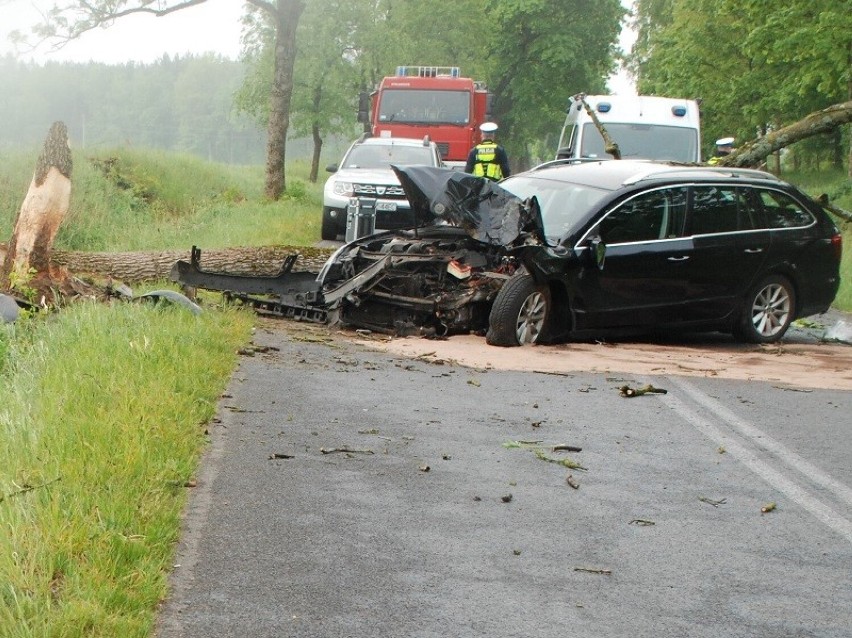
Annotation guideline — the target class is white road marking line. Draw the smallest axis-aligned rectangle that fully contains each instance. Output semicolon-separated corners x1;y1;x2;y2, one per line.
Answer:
659;387;852;545
669;376;852;507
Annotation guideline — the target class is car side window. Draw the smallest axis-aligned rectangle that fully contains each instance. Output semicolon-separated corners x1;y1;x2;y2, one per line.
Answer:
596;187;687;244
689;186;760;235
756;189;815;228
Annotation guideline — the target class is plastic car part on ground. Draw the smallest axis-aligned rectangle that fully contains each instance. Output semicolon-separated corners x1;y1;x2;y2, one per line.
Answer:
825;319;852;344
0;293;20;323
136;289;203;315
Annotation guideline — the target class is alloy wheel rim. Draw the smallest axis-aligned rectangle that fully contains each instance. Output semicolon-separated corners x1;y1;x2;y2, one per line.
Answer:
750;283;791;337
516;291;546;344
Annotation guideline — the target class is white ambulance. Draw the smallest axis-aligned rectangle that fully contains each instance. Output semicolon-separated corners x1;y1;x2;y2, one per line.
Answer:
555;94;702;163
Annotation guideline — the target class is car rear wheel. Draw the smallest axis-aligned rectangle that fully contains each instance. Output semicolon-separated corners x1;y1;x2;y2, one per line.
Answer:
321;208;340;241
486;273;550;347
734;274;796;343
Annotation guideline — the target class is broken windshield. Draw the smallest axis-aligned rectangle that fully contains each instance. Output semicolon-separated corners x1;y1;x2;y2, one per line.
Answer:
500;175;608;241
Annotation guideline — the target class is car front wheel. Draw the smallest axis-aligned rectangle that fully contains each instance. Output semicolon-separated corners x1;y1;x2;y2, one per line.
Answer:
486;273;550;347
735;274;796;343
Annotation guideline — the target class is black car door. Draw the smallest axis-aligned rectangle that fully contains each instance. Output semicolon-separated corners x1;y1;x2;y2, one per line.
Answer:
677;185;770;322
572;186;694;329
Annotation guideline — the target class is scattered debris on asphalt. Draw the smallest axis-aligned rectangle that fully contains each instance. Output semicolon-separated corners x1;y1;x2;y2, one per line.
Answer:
320;447;374;455
566;474;580;489
574;567;612;575
698;496;727;507
619;384;668;397
269;453;294;460
553;444;583;453
761;501;777;514
629;519;656;526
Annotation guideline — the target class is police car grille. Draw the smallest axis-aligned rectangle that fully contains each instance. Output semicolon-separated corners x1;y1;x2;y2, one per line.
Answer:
353;184;406;198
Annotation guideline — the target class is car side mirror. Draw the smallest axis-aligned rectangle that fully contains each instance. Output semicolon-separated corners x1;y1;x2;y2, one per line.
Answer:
590;236;606;270
326;164;338;173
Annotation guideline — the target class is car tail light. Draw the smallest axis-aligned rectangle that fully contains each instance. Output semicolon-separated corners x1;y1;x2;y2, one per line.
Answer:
831;233;842;261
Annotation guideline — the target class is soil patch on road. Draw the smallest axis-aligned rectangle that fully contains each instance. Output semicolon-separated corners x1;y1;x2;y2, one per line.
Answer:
360;333;852;391
280;311;852;390
262;312;852;391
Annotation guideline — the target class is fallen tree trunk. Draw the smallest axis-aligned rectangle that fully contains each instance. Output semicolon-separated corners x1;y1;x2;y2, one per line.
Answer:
718;101;852;168
48;245;336;284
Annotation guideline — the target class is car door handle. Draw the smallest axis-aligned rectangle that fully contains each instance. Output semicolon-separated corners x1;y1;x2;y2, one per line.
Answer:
667;256;690;261
744;248;764;254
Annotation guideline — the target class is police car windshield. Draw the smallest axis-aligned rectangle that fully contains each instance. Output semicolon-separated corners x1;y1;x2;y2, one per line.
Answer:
501;175;608;241
343;143;435;169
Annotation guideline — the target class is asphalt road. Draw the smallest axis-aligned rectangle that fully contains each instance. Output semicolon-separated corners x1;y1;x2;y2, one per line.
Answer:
156;320;852;638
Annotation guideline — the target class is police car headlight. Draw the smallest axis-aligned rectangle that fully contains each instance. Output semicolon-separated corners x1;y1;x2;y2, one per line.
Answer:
332;181;354;196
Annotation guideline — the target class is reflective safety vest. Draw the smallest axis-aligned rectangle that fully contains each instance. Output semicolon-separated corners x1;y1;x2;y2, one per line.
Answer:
471;141;504;181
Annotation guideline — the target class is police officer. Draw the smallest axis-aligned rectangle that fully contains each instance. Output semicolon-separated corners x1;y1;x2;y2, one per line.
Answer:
708;136;735;165
465;122;510;181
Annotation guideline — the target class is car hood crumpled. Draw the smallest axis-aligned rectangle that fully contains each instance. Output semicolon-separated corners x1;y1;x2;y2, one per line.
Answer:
391;165;546;247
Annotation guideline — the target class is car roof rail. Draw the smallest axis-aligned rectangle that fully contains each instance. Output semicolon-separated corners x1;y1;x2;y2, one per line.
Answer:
622;164;784;186
530;157;607;172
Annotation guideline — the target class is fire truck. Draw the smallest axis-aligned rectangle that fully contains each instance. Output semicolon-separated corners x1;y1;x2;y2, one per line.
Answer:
358;66;493;168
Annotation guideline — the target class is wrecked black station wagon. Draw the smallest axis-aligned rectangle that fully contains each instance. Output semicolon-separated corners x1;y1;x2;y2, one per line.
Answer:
172;161;842;346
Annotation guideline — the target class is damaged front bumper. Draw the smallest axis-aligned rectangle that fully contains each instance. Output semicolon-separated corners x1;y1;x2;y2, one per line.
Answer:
170;167;546;335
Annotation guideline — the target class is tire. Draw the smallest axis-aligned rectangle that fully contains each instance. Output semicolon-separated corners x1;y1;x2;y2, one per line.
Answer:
734;274;796;343
486;273;550;347
321;208;339;241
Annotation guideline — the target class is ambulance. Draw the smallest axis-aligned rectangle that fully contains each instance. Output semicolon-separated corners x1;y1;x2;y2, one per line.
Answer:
555;94;702;163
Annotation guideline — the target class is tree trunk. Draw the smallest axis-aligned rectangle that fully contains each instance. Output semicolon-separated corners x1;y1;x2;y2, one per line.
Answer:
260;0;305;200
717;101;852;168
310;122;322;184
1;122;72;291
49;245;335;284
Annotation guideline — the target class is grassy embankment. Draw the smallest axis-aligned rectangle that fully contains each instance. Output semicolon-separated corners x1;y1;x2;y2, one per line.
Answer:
0;147;850;636
0;147;319;636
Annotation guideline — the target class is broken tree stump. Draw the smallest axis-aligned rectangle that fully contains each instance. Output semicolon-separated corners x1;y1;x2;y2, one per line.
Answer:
1;121;73;293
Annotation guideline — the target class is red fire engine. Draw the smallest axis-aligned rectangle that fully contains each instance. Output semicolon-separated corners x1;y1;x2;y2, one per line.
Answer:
358;66;493;168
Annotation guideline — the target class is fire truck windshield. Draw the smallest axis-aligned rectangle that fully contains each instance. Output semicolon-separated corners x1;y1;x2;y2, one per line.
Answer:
378;89;470;125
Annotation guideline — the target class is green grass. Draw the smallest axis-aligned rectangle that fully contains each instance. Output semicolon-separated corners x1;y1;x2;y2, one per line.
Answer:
0;300;254;636
785;169;852;311
1;147;324;251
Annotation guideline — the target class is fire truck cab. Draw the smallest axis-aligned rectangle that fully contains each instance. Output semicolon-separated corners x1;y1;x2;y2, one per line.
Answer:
359;66;492;168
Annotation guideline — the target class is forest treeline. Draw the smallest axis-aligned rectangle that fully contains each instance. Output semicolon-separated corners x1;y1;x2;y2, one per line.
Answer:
2;0;850;175
0;53;271;164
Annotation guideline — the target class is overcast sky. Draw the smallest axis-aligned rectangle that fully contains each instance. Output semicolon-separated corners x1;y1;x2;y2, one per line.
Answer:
0;0;245;64
0;0;635;92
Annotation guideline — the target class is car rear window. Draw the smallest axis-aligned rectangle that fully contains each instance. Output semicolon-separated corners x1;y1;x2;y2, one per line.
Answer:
756;189;815;229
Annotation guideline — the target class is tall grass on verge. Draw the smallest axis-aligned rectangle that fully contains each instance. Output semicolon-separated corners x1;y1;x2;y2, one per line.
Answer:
0;300;253;636
791;169;852;311
0;148;323;252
